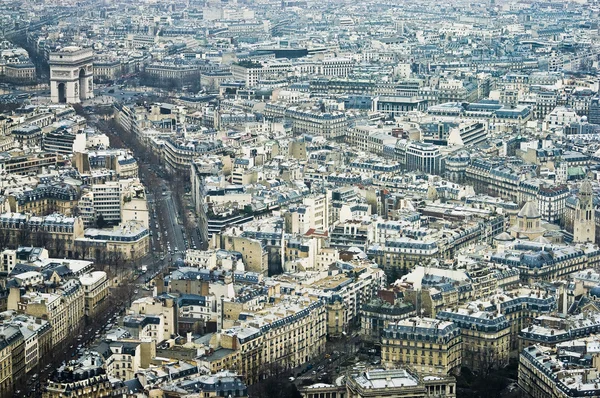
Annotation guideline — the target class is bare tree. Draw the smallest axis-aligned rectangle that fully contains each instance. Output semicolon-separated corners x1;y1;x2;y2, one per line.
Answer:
53;236;66;258
0;229;10;251
16;228;31;247
34;231;51;248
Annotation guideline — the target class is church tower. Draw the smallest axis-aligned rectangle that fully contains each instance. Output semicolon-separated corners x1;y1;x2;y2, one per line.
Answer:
573;180;595;243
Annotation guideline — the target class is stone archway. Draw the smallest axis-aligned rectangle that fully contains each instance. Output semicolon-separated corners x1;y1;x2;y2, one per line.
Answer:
79;68;87;101
57;83;66;103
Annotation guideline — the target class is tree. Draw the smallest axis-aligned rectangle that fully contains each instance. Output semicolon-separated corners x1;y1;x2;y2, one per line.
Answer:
248;373;302;398
53;237;66;258
386;266;400;285
34;231;50;247
0;229;10;251
96;213;107;229
16;228;31;247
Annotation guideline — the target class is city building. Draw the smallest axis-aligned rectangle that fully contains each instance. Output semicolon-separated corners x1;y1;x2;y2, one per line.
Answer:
381;317;462;376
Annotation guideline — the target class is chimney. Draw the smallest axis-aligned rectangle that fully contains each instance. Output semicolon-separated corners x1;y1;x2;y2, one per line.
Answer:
187;332;192;344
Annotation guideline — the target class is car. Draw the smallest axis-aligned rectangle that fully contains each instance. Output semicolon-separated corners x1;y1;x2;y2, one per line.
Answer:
312;371;317;375
288;377;295;382
134;290;139;294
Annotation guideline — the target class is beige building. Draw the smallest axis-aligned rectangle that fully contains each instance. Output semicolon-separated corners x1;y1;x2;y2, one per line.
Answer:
6;314;52;374
102;341;142;380
0;213;85;258
18;280;84;347
436;308;511;371
360;298;415;344
75;220;150;261
0;152;59;176
3;63;36;82
381;318;462;376
213;298;326;384
129;297;177;340
0;333;11;398
300;368;456;398
0;325;24;398
121;185;149;229
79;271;109;317
519;341;600;398
219;235;268;276
44;352;124;398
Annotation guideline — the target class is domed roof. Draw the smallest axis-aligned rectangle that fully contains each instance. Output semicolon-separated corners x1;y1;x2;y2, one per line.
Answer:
494;232;514;241
590;285;600;298
518;200;541;219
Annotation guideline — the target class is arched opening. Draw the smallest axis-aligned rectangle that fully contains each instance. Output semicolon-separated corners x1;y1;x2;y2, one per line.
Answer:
57;82;66;103
79;68;87;101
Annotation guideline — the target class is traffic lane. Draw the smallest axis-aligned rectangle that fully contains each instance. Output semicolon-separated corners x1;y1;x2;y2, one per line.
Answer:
164;192;186;253
155;192;183;255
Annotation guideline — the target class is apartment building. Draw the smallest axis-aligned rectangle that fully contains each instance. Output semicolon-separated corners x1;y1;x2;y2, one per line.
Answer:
11;184;80;217
436;308;510;370
145;63;200;82
0;213;84;257
3;63;36;82
76;221;150;261
519;342;600;398
465;159;531;202
19;281;84;347
91;181;122;224
129;297;177;341
287;108;348;139
518;312;600;351
372;96;428;116
79;271;109;317
0;325;24;398
214;298;326;384
5;315;52;374
381;317;462;376
44;352;123;398
100;341;142;380
11;125;43;146
0;152;59;176
163;137;225;175
360;298;415;343
489;242;595;285
308;265;386;335
231;60;292;87
447;121;487;147
0;334;10;398
41;129;86;155
346;368;456;398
